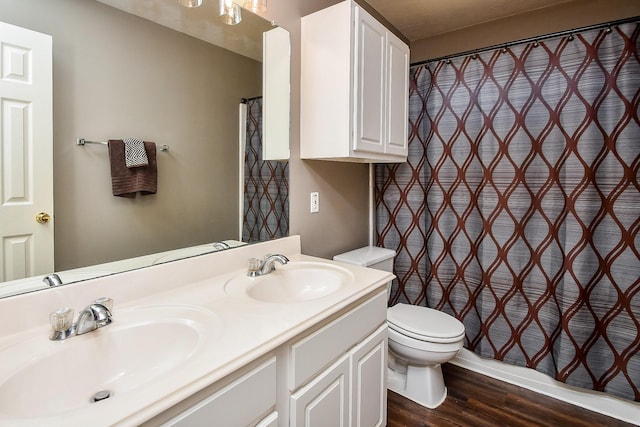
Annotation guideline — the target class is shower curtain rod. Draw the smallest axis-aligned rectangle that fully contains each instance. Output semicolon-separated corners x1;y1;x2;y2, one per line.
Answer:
411;15;639;66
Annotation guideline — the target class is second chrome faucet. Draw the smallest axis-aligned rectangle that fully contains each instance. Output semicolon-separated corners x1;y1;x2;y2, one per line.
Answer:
247;254;290;277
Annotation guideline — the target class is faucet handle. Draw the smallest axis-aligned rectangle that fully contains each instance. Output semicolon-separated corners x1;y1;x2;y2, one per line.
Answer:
247;258;262;277
50;307;74;332
94;297;113;311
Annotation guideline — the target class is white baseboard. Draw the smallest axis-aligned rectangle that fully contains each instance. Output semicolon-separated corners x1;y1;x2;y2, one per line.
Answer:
450;348;639;425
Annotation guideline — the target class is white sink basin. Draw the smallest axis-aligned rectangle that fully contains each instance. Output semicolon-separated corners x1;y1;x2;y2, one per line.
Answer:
225;261;354;303
0;305;221;422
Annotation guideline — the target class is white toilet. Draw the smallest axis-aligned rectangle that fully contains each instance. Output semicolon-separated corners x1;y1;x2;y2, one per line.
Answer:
334;246;465;409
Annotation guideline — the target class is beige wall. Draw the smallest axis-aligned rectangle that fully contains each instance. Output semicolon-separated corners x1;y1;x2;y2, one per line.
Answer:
0;0;262;270
411;0;640;62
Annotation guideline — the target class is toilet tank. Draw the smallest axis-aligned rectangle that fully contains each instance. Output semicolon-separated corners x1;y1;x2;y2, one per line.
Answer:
333;246;396;272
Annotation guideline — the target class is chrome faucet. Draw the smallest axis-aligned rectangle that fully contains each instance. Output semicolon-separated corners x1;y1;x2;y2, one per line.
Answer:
76;300;113;335
213;241;231;250
42;273;63;287
247;254;290;277
49;297;114;341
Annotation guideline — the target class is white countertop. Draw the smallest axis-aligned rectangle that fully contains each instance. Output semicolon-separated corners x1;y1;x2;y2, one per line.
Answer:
0;236;393;426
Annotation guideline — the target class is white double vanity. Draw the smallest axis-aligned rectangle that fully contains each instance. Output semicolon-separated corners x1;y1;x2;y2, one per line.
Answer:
0;236;393;426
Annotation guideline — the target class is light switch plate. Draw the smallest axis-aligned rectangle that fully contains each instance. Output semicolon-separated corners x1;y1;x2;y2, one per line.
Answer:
310;192;319;213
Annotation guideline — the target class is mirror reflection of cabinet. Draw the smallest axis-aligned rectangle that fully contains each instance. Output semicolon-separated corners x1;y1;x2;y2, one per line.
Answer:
300;0;409;163
263;27;290;161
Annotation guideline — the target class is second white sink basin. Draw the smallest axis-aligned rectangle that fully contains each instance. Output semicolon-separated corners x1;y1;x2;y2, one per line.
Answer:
0;305;221;423
225;261;354;303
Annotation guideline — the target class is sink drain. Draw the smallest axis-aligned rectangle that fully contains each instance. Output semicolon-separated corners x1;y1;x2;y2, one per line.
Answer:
90;390;112;403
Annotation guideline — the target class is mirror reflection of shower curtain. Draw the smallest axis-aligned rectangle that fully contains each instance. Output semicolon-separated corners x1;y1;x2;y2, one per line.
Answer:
240;97;289;243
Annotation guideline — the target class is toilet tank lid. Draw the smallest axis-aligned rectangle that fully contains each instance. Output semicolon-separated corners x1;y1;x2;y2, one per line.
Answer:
333;246;396;267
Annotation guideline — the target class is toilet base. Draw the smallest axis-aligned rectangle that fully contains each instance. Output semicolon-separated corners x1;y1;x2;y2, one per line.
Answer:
387;362;448;409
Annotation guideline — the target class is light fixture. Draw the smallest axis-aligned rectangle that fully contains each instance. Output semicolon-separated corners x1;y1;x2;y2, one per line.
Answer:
178;0;202;7
219;0;242;25
243;0;267;14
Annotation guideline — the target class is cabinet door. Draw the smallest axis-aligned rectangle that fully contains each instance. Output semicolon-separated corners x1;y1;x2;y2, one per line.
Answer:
353;5;386;154
290;354;350;427
351;325;388;427
385;32;409;157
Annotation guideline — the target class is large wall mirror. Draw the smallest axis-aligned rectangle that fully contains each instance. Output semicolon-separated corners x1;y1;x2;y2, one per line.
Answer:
0;0;290;298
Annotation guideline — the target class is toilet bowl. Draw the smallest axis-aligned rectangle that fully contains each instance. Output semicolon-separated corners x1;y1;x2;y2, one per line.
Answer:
334;246;465;409
387;303;465;408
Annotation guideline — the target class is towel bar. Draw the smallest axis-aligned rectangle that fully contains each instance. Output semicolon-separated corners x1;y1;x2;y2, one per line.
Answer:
76;138;169;152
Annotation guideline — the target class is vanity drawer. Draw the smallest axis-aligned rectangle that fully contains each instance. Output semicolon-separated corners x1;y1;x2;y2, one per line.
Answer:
163;356;277;426
288;290;387;390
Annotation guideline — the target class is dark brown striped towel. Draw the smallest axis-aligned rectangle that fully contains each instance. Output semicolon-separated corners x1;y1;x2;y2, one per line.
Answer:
108;140;157;198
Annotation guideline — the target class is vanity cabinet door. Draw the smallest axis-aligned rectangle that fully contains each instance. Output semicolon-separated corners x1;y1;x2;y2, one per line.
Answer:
290;353;350;427
351;325;388;427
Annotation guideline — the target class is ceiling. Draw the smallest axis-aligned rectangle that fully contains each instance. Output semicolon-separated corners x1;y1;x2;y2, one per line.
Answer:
364;0;579;41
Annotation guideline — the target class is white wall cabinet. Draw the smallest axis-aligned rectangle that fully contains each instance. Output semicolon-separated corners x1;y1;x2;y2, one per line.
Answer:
301;0;409;163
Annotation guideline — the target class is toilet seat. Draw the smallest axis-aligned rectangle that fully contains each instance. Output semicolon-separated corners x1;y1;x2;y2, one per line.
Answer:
387;304;465;343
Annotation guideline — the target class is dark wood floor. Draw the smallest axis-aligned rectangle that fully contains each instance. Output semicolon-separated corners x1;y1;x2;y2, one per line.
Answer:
387;364;636;427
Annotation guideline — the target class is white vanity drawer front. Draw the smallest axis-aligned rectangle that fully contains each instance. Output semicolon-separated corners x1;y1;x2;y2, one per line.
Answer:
167;356;277;427
288;290;387;390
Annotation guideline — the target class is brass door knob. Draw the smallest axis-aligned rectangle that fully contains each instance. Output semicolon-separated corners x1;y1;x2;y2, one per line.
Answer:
36;212;51;224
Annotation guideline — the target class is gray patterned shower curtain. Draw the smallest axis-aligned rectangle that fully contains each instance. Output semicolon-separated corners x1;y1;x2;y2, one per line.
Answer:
376;22;639;401
242;97;289;243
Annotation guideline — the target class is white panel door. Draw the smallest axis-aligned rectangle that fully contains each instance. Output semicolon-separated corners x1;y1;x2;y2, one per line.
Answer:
353;6;385;154
0;21;53;282
385;32;409;156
